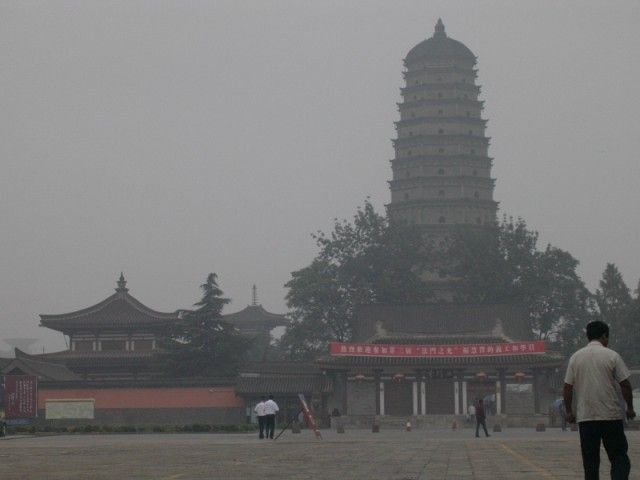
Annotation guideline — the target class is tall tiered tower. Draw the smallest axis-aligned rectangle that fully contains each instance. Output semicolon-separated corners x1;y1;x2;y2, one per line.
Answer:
388;19;497;233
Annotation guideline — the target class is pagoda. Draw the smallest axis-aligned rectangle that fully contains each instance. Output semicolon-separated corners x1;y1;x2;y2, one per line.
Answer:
388;19;497;230
37;274;181;381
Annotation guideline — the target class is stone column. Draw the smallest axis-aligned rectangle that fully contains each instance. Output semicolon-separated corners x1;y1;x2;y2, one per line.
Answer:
412;380;418;415
374;370;381;415
532;369;540;414
498;369;507;414
379;380;385;416
462;380;468;415
454;379;460;415
420;372;427;415
341;371;348;415
495;379;501;415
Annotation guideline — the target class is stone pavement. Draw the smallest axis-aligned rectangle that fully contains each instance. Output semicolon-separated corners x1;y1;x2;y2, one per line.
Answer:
1;428;638;479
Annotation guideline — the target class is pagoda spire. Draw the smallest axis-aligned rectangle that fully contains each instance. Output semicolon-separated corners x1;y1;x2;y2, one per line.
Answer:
116;272;129;293
434;18;446;38
251;284;258;306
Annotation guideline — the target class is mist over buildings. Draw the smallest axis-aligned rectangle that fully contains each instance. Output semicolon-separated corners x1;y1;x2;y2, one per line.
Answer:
1;1;639;353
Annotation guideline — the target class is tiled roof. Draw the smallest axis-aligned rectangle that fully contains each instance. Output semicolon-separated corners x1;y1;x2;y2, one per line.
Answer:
236;373;332;395
40;291;180;332
2;349;81;381
353;304;530;343
221;305;287;330
37;349;157;367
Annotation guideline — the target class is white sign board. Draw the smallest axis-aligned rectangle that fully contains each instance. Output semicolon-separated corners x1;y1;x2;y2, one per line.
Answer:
45;399;95;419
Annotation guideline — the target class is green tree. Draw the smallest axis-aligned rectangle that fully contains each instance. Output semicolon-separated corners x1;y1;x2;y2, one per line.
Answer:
595;263;634;358
163;273;249;376
449;216;593;349
280;201;432;360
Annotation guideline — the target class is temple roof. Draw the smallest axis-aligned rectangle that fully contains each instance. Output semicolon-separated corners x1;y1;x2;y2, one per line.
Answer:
353;304;531;343
39;274;181;332
2;349;81;381
222;305;287;331
405;19;476;64
236;362;332;395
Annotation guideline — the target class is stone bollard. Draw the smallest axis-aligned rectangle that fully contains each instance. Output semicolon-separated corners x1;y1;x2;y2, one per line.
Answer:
451;420;458;430
291;422;301;434
372;424;380;433
405;421;412;432
535;423;546;432
493;424;502;432
337;424;345;434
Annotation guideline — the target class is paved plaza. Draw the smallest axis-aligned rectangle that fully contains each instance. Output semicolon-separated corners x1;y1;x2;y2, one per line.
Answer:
1;428;638;479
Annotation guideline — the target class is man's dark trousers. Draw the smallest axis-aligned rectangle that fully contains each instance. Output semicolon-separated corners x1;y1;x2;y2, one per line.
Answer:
265;414;276;439
475;417;489;437
579;420;630;480
257;415;266;439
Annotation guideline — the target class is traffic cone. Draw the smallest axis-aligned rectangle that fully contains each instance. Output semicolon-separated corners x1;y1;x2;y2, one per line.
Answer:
405;421;412;432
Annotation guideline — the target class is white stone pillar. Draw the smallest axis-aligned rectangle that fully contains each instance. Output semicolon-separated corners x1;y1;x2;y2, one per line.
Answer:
454;381;460;415
420;380;426;415
495;380;502;415
412;381;418;415
379;381;385;416
462;381;468;415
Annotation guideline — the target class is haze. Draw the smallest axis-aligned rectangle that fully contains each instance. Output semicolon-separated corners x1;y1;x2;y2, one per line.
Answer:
1;0;639;353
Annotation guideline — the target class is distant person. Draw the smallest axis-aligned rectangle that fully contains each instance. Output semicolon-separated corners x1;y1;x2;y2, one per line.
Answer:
475;399;490;438
564;320;635;480
467;404;476;425
254;396;267;439
264;394;279;439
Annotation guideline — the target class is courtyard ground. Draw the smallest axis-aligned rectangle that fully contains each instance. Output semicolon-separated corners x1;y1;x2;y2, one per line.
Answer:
1;428;638;479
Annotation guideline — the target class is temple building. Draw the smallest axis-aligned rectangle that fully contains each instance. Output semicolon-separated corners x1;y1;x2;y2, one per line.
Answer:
318;304;563;426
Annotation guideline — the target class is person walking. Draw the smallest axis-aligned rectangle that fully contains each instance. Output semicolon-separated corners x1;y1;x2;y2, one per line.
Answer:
264;394;279;439
254;396;267;439
564;320;636;480
475;399;490;438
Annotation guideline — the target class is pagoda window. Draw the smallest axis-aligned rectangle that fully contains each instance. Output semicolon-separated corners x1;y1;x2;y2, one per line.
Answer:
438;109;443;115
438;168;445;176
438;129;444;135
470;149;476;155
438;190;445;197
407;150;412;156
474;191;480;199
437;92;442;98
101;340;127;351
473;169;478;176
438;216;446;224
438;148;445;153
404;193;410;200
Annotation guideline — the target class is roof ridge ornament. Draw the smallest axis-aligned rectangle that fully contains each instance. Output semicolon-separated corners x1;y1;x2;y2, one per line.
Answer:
116;272;129;293
434;18;446;38
251;284;258;307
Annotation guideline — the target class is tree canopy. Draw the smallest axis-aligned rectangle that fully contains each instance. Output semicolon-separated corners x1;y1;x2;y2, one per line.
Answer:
163;273;250;376
279;201;433;360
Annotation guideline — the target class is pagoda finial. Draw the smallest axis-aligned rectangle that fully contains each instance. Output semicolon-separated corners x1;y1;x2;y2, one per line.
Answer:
252;284;258;306
434;18;446;38
116;272;128;293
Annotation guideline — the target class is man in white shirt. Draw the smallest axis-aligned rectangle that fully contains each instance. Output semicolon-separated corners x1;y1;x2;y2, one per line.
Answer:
264;394;279;439
254;396;267;439
564;320;636;480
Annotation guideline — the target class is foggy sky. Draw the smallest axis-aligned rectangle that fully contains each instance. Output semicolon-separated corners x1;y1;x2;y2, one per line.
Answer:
2;1;639;353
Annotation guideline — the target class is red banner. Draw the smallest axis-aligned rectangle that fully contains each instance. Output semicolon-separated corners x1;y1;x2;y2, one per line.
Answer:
330;341;545;357
4;375;38;419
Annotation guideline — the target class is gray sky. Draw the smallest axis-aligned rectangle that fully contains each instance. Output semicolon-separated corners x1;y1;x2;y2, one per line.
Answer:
2;0;639;353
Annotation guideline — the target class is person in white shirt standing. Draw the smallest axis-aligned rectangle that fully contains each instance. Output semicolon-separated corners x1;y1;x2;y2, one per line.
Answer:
254;396;267;439
564;320;636;480
264;394;279;440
